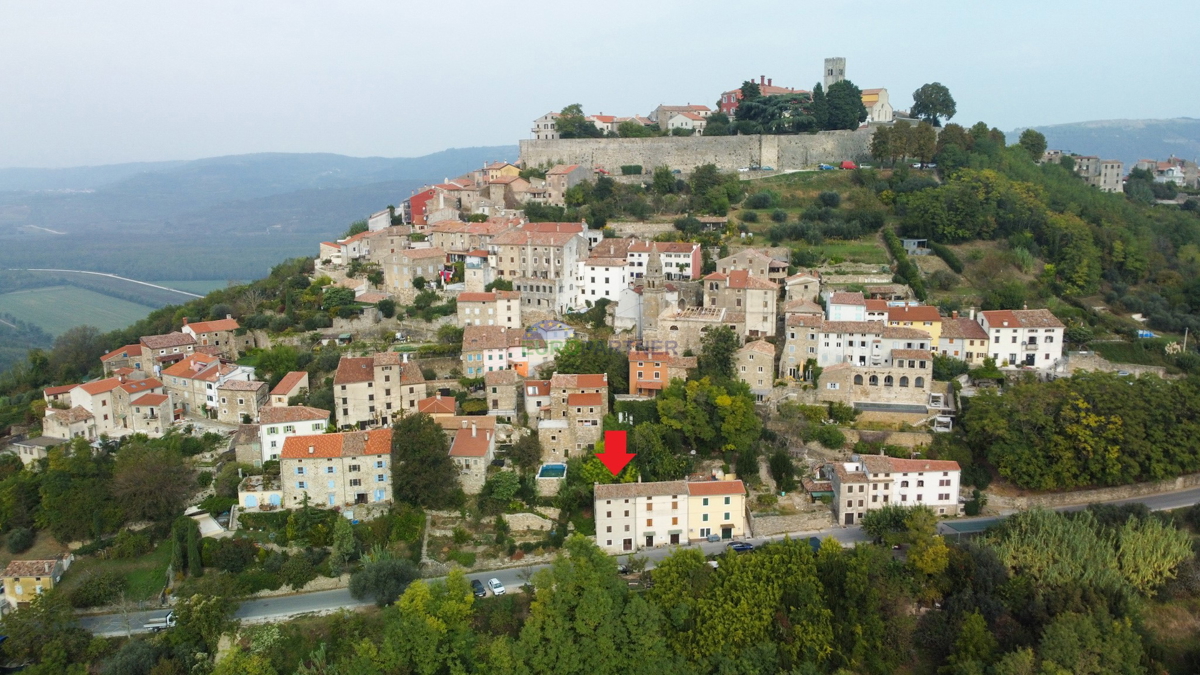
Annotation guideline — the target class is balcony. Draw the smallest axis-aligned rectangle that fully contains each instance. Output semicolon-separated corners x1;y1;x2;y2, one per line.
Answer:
1023;342;1038;351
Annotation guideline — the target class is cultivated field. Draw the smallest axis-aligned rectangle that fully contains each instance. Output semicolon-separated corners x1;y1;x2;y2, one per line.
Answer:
0;285;154;335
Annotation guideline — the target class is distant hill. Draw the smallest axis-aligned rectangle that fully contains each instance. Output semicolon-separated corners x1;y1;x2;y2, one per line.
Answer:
0;146;516;281
1009;118;1200;169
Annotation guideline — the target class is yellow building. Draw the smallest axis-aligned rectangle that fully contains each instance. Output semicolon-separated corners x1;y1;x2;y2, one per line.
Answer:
886;305;942;349
686;480;746;542
2;555;71;611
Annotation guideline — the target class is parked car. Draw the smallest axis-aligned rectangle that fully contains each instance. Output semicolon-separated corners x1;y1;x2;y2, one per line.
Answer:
471;579;487;598
760;166;775;171
737;167;751;173
617;564;631;575
487;578;506;595
705;533;722;542
839;160;858;170
818;164;834;170
727;542;755;553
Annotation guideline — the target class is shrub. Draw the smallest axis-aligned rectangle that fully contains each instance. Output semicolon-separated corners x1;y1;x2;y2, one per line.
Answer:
212;537;259;574
745;190;780;209
620;165;643;175
817;191;841;208
68;571;128;608
6;527;34;554
200;495;236;518
280;554;317;590
111;530;153;559
350;558;420;606
421;367;437;380
740;210;759;223
197;471;213;488
452;527;471;545
929;241;964;273
813;425;846;449
770;209;789;223
446;550;477;567
236;569;284;595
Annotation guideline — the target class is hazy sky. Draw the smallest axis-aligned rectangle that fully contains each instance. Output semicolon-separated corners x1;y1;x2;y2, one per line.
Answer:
1;1;1195;168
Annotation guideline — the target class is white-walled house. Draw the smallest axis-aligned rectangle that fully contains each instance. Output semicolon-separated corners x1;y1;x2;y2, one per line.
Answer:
977;309;1064;368
828;456;961;525
825;291;867;321
258;406;331;464
576;257;629;308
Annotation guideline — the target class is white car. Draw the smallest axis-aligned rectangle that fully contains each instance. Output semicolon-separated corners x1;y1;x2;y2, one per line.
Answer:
487;578;506;595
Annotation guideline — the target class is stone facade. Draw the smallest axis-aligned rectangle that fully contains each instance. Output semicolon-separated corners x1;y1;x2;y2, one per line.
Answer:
518;129;874;176
484;369;522;421
333;353;427;430
216;380;268;425
280;429;393;508
735;341;776;401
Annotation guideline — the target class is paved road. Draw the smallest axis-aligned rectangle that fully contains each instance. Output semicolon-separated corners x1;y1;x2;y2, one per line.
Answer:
79;524;868;637
80;486;1200;637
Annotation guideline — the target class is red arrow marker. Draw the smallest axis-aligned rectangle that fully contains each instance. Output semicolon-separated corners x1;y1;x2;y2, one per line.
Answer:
597;430;635;476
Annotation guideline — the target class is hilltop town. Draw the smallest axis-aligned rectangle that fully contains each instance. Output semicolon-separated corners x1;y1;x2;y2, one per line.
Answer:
3;61;1200;675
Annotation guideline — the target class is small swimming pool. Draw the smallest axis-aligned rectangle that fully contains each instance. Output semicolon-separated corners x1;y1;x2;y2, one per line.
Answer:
538;464;567;478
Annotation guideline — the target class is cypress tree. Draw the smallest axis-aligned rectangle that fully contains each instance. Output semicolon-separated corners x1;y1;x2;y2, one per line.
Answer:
187;523;203;577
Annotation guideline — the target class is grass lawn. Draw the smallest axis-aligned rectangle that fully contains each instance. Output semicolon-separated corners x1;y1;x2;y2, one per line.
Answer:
0;531;69;569
811;239;890;265
58;540;173;603
158;279;238;295
0;285;153;336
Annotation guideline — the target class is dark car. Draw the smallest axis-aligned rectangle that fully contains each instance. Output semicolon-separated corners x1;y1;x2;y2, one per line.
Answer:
726;542;755;553
471;579;487;598
617;564;631;575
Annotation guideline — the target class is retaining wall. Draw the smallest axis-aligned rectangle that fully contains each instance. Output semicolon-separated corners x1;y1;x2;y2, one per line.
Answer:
519;129;875;174
988;472;1200;511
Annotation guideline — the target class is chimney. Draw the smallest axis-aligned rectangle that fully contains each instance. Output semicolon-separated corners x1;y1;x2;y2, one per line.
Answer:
951;311;958;319
226;314;232;320
471;423;477;437
182;318;188;326
759;75;765;85
768;78;773;86
436;393;441;401
308;446;314;454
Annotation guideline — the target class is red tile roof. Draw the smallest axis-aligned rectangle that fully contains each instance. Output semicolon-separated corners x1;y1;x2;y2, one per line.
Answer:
132;393;169;406
185;318;239;333
687;480;746;496
280;428;392;459
271;372;308;397
43;384;77;397
418;395;456;415
120;378;162;394
260;406;330;424
550;373;608;390
887;306;942;323
140;332;197;350
101;344;142;361
567;392;604;407
79;377;123;395
546;165;581;175
829;291;866;306
449;427;494;457
860;455;959;474
333;357;375;385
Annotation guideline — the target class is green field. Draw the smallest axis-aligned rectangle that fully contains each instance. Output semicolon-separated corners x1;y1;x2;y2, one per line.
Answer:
159;279;237;294
0;285;154;336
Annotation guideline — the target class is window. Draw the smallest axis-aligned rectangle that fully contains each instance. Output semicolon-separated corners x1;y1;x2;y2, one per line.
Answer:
900;480;909;487
298;481;307;489
349;464;360;472
377;474;386;482
350;479;362;487
296;467;306;475
326;466;335;474
724;512;731;520
724;496;730;505
702;513;709;521
853;374;863;385
869;375;878;386
702;498;709;506
884;375;893;387
917;480;924;487
915;377;925;388
899;376;909;387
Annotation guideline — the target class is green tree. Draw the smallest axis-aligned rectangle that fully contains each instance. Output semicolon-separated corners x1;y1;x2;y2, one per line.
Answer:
374;571;478;673
556;104;603;139
768;448;796;491
330;515;357;570
254;344;300;384
36;440;121;543
911;82;957;126
112;440;193;523
322;286;355;310
618;120;656;138
824;80;868;130
1017;128;1047;158
213;646;278;675
0;592;91;668
631;423;692;482
912;121;938;165
169;593;236;656
391;413;461;508
187;522;203;577
869;125;893;165
740;80;761;101
350;557;420;607
697;325;738;382
344;219;368;238
941;610;996;672
702;112;731;136
651;166;676;195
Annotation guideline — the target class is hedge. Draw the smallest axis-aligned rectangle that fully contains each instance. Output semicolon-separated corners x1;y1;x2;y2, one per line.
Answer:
620;165;643;176
929;241;964;273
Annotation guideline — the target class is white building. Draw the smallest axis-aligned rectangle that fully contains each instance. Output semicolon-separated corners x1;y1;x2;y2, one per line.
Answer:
825;291;867;321
258;406;331;464
594;481;689;553
627;241;702;281
531;112;560;140
813;320;932;368
828;456;961;526
977;309;1064;368
576;257;630;308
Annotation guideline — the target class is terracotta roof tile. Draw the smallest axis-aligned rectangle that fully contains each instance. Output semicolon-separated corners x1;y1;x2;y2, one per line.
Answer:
686;480;746;496
259;406;330;424
595;480;688;500
270;372;308;397
140;332;197;350
829;291;866;306
860;455;959;474
418;395;456;415
887;305;942;323
449;427;494;457
567;392;604;406
100;344;142;361
185;318;239;333
550;373;608;390
891;349;932;360
120;378;162;394
79;377;123;395
132;393;169;406
43;384;77;397
280;428;391;459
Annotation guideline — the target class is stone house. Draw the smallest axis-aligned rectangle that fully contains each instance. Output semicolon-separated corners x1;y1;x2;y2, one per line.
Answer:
216;380;268;425
429;219;516;256
523;379;551;418
161;354;256;417
138;332;197;373
543;164;590;207
332;353;427;430
828;456;960;526
885;305;943;350
42;384;76;406
128;393;171;436
655;306;746;357
381;248;447;303
182;316;248;360
650;104;711;130
531;111;560;140
717;249;788;283
461;325;528;378
269;371;309;407
2;555;72;611
280;429;393;508
780;313;826;380
448;422;496;494
538;373;608;462
783;271;821;302
457;290;522;328
666;112;707;134
259;406;331;464
735;341;776;402
99;344;145;376
233;424;262;466
489;226;588;314
816;351;933;410
42;406;96;441
361;226;413;264
702;270;778;337
484;369;522;421
417;394;456;419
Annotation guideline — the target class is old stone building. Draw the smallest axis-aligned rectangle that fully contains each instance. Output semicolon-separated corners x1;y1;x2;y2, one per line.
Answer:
489;225;588;313
457;290;522;328
381;248;447;303
216;380;268;425
702;270;778;337
280;429;393;508
332;353;427;430
735;341;776;402
484;369;522;421
716;249;788;283
538;373;608;462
